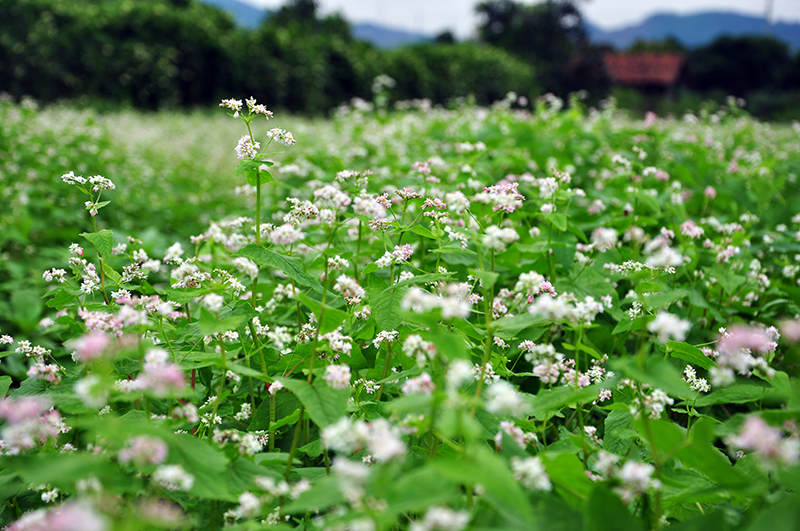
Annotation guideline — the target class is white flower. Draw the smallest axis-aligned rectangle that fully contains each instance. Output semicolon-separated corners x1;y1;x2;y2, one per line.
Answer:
484;381;529;417
647;311;691;342
481;225;519;252
235;135;259;160
401;373;435;395
325;364;352;390
410;506;470;531
511;456;551;491
153;465;194;491
202;293;224;312
446;359;474;389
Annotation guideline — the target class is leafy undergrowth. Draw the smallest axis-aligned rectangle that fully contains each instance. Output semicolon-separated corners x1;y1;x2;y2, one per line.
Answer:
1;94;800;531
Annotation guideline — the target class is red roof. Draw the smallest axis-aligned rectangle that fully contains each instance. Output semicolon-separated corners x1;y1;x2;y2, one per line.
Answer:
603;53;685;86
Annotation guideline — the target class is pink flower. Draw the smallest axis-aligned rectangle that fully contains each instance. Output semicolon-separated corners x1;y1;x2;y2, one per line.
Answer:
718;326;771;356
680;220;704;239
780;319;800;342
0;397;52;424
727;416;799;465
8;501;106;531
118;436;169;466
704;186;717;199
139;364;186;397
68;331;110;362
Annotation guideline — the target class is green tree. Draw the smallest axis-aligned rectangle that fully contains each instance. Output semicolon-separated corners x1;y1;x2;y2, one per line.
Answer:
628;36;686;54
687;35;791;96
476;0;588;94
384;42;540;105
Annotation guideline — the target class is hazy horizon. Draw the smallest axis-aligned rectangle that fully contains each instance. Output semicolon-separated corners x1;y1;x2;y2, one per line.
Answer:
238;0;800;38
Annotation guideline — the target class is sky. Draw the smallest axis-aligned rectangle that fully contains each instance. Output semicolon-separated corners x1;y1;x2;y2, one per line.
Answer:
240;0;800;38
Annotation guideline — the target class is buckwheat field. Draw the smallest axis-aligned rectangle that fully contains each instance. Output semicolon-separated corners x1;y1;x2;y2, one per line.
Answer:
1;93;800;531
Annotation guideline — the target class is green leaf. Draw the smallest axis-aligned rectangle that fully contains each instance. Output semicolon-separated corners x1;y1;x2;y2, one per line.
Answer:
10;453;120;492
648;289;692;309
584;484;645;531
388;465;459;513
430;246;477;256
104;264;123;286
408;224;436;239
278;378;350;428
367;273;403;331
235;158;261;176
471;269;500;291
530;382;613;419
493;313;548;339
250;391;300;431
692;382;769;407
226;457;281;494
425;328;471;361
567;221;588;243
717;274;746;296
284;476;345;513
10;289;43;330
80;229;114;258
603;409;634;455
678;418;747;488
612;317;633;335
167;432;234;501
667;341;717;370
297;293;347;335
550;213;568;232
271;409;301;431
633;191;661;215
611;357;693;400
166;287;212;305
638;281;662;293
434;446;535;527
668;511;730;531
197;307;247;337
46;288;81;310
0;376;11;398
539;452;594;506
233;245;324;294
634;417;745;488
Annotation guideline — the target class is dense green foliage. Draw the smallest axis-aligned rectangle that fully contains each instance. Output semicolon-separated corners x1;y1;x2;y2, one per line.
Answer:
476;0;593;95
4;0;800;119
687;35;798;95
2;95;800;530
0;0;539;112
383;42;538;106
0;0;236;107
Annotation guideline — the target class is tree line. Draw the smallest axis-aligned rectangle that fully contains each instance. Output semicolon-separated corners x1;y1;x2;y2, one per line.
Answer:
1;0;799;117
0;0;537;112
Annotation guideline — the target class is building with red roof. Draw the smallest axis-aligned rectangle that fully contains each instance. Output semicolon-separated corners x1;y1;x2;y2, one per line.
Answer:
603;52;686;99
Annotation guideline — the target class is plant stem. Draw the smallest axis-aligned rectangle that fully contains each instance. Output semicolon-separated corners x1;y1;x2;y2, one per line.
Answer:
354;220;362;282
375;344;393;401
255;168;262;246
269;392;276;451
284;407;305;481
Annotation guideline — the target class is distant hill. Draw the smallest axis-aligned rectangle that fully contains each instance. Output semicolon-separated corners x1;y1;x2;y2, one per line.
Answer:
200;0;268;28
352;23;430;48
588;11;800;51
197;0;430;47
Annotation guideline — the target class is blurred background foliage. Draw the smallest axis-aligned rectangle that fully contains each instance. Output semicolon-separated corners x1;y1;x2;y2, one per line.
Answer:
1;0;799;118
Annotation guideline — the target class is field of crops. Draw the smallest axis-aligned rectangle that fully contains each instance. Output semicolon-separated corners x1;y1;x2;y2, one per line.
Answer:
1;93;800;531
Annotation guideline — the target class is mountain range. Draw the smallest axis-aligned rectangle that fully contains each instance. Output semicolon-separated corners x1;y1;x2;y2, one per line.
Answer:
199;0;800;51
588;12;800;51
